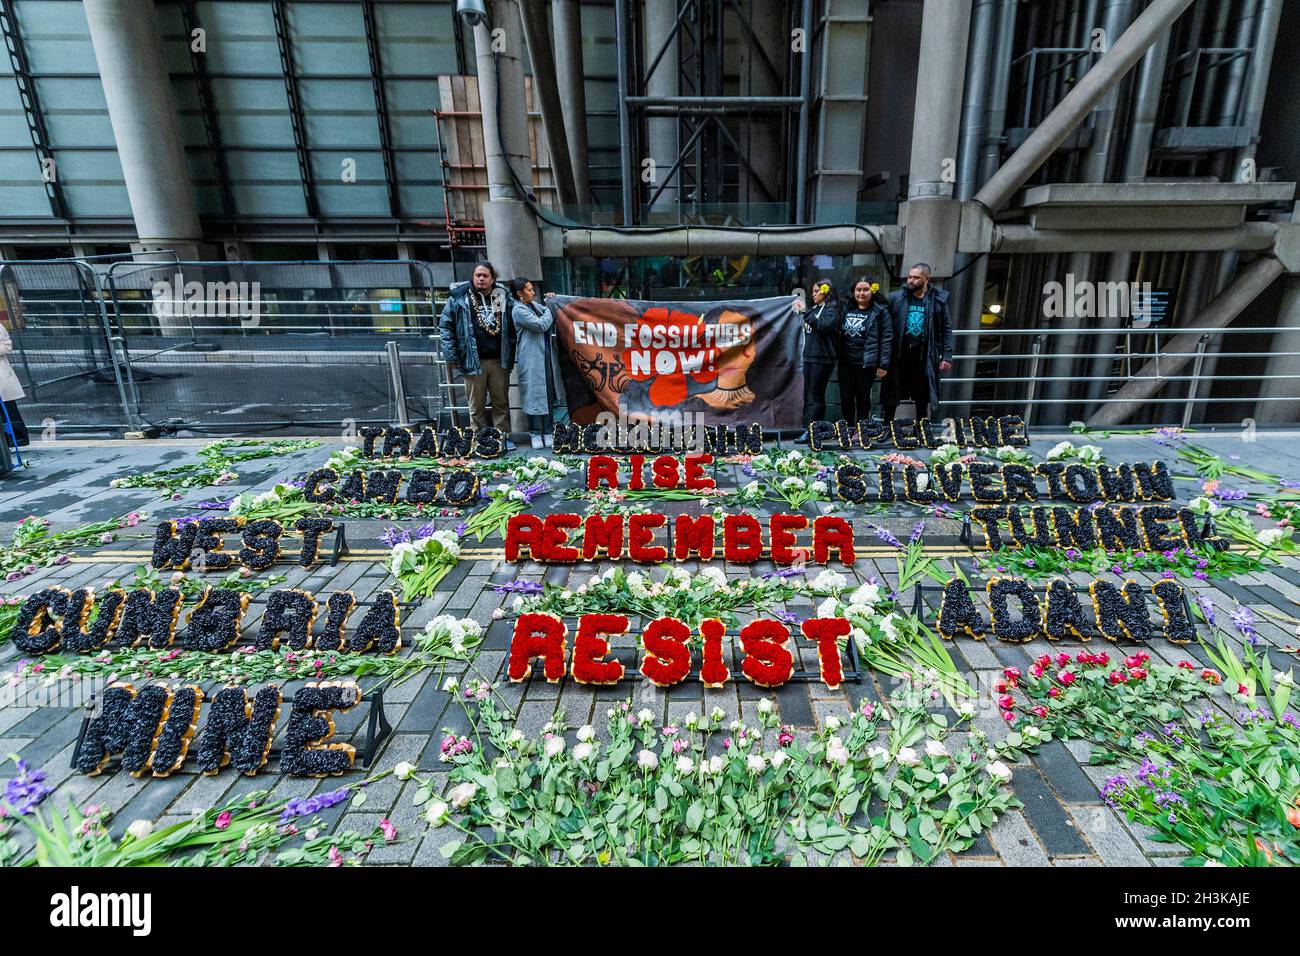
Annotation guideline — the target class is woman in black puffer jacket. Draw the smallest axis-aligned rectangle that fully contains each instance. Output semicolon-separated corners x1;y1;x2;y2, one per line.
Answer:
838;276;892;425
796;278;840;442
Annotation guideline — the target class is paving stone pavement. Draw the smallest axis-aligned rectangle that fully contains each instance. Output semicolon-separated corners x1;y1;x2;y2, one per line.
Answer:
1;427;1298;866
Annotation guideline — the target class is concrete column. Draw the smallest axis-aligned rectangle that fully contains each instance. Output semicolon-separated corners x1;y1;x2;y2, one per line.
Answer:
551;0;591;204
738;0;786;211
83;0;202;256
643;0;680;215
474;2;543;436
473;3;542;282
519;0;577;207
902;0;972;276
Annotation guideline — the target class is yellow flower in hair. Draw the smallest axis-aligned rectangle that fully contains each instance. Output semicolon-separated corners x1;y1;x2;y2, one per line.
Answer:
870;283;880;294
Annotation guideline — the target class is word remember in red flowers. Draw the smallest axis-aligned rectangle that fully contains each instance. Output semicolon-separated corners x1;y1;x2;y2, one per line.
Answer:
508;612;849;690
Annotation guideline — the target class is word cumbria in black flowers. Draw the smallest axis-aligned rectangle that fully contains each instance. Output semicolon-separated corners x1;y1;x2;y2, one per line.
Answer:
74;680;361;778
8;586;402;656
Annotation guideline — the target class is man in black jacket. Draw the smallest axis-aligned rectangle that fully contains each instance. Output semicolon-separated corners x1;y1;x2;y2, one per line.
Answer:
438;261;516;447
881;263;954;422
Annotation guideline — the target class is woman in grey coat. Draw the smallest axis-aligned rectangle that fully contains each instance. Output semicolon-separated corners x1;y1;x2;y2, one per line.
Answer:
509;277;555;449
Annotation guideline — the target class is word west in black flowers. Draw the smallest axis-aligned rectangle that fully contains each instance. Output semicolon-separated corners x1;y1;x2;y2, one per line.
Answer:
151;516;337;572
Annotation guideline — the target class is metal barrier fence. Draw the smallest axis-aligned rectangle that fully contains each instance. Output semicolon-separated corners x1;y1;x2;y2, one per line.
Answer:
1;256;1297;434
0;259;452;435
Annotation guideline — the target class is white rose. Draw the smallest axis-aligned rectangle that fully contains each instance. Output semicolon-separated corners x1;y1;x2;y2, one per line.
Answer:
880;613;900;642
924;739;948;759
757;698;773;714
770;750;789;769
637;708;654;726
709;755;725;775
1258;528;1284;546
867;746;888;763
746;754;766;774
684;710;698;729
957;701;976;718
572;742;594;761
675;756;694;775
810;480;828;494
817;597;841;619
709;706;725;723
576;724;595;742
636;749;659;770
126;819;153;841
849;583;880;606
393;761;415;780
544;736;566;758
1078;444;1102;463
447;782;477;808
986;761;1013;784
823;715;841;733
825;737;850;767
937;772;949;786
425;800;450;826
811;569;846;592
896;747;920;767
507;729;524;745
1046;441;1073;460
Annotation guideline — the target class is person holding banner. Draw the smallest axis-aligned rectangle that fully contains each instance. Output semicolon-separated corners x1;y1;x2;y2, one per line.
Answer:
882;263;953;423
793;278;840;442
839;276;891;425
439;261;517;449
510;278;555;449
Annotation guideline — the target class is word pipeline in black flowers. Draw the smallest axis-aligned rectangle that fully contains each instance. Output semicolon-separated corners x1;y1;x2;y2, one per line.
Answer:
73;680;362;778
151;517;338;572
934;577;1196;644
357;423;507;460
7;586;402;656
808;415;1030;451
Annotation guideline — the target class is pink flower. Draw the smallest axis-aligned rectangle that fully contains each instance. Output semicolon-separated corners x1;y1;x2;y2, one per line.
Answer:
99;532;114;544
214;811;232;830
1054;653;1071;667
1047;686;1061;698
859;702;874;719
1031;705;1048;718
1108;670;1128;685
328;846;343;867
1057;670;1077;686
379;818;397;842
1002;711;1017;723
996;695;1015;710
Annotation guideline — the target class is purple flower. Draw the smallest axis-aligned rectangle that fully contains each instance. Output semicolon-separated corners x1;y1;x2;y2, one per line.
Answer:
870;523;904;549
278;786;350;822
1195;595;1216;625
773;610;802;625
1213;487;1247;501
1280;479;1300;490
380;526;410;548
452;522;469;537
2;759;52;815
909;520;925;544
1231;605;1257;643
491;579;544;594
1101;774;1129;809
1064;548;1080;560
761;566;806;580
741;462;757;479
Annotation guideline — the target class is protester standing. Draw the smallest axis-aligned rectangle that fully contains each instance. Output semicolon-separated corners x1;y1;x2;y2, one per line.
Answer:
0;321;29;448
838;276;891;425
439;261;516;449
794;278;840;442
882;263;953;422
510;278;555;449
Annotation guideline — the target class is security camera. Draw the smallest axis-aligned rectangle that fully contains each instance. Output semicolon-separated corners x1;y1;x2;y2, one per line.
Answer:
455;0;488;26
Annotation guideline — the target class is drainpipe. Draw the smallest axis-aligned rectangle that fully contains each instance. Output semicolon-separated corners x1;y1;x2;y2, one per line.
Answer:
551;0;591;204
